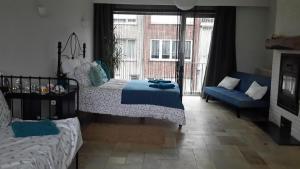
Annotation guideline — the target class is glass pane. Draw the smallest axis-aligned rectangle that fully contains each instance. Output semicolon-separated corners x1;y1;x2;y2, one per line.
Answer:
151;15;180;25
162;40;170;59
117;39;127;59
128;40;136;60
186;17;194;25
172;41;178;59
151;40;159;59
184;41;191;60
114;14;137;24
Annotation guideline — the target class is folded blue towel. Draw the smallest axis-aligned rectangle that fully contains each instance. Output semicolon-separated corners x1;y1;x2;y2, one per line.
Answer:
148;79;171;83
149;83;175;89
11;120;60;138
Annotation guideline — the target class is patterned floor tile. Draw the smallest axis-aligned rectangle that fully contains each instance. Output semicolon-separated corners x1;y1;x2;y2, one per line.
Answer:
79;96;300;169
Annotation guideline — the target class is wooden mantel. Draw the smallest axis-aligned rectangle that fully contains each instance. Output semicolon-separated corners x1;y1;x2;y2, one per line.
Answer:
266;36;300;50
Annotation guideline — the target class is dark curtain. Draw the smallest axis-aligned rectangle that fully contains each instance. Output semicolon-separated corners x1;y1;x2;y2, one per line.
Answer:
202;7;236;91
93;4;114;76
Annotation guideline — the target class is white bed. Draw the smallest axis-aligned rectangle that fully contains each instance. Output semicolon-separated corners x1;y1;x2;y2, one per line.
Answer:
79;79;186;125
0;117;82;169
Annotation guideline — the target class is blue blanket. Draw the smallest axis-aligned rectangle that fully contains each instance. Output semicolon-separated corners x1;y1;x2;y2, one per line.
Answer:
121;80;184;109
149;83;175;89
148;79;171;83
11;120;60;138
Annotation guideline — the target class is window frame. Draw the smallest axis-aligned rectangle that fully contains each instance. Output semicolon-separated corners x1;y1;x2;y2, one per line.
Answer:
150;39;161;60
117;38;137;61
150;39;192;62
113;14;137;25
150;15;194;25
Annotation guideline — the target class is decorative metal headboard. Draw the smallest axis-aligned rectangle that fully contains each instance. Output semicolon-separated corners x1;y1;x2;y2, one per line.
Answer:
57;32;86;78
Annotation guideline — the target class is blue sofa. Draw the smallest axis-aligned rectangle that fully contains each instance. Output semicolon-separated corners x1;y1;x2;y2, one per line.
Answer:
204;72;271;118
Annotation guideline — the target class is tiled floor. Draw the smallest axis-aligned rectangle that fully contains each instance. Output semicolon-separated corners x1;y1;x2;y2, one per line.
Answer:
79;96;300;169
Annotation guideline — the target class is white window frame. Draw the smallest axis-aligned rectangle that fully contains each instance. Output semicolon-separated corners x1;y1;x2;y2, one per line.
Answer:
113;14;137;25
118;38;137;61
150;39;192;62
150;15;194;25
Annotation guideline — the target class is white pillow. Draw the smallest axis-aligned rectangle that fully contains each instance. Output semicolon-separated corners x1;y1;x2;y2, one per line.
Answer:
61;58;90;76
218;76;240;90
0;90;11;128
61;58;82;74
74;62;92;86
245;81;268;100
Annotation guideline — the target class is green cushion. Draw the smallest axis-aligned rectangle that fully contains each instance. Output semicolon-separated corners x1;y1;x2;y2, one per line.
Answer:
98;65;108;82
89;65;105;87
95;60;111;80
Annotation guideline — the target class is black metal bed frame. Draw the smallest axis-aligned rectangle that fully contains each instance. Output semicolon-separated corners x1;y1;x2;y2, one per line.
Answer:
57;32;86;78
0;75;80;169
0;75;79;117
0;32;87;169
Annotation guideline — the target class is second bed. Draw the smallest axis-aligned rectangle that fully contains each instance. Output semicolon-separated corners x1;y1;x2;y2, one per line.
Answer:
79;79;186;125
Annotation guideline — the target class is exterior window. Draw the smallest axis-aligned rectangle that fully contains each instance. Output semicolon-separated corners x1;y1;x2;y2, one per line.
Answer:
150;39;192;61
162;40;170;59
172;41;178;59
127;40;135;60
184;41;192;60
151;15;194;25
151;40;160;59
114;14;137;25
118;39;136;61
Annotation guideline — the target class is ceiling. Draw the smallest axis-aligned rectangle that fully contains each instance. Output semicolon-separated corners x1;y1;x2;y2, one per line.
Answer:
93;0;271;7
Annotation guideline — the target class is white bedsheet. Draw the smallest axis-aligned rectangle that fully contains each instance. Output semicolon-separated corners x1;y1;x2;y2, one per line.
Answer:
79;79;186;125
0;117;82;169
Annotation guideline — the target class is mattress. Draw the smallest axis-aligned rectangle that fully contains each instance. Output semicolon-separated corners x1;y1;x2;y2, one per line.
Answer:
79;79;186;125
0;117;82;169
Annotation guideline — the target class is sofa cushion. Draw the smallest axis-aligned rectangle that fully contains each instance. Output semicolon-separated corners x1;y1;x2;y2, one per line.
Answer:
204;87;268;108
231;72;271;93
245;81;268;100
217;76;240;90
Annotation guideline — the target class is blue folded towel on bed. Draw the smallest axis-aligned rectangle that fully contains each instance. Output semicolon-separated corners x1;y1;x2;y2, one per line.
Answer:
11;120;60;137
149;83;175;89
148;79;171;83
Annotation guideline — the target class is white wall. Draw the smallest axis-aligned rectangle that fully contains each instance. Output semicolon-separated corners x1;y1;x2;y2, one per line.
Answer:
0;0;93;76
236;7;270;73
269;0;300;140
275;0;300;35
0;0;271;77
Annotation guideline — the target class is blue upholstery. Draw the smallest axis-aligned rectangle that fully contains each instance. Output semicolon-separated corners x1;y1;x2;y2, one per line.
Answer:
204;87;268;108
204;72;271;109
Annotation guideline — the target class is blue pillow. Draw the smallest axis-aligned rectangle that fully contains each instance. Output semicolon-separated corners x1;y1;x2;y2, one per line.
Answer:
11;120;60;137
89;65;106;87
95;60;111;80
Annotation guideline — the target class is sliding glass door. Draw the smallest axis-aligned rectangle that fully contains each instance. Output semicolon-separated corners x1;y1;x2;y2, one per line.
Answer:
114;14;181;82
113;11;214;95
182;17;214;95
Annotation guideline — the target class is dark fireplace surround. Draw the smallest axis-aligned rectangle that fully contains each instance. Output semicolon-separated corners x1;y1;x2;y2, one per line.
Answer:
277;53;300;116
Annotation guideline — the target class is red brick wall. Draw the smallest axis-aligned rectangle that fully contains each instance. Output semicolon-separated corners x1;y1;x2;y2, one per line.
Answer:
143;15;201;80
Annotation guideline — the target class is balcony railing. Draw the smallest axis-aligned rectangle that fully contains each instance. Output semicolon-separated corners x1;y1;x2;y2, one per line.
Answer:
115;60;207;95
